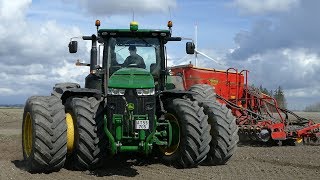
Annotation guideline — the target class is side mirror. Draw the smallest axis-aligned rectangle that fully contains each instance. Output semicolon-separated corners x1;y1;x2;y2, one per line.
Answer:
186;42;195;54
68;41;78;53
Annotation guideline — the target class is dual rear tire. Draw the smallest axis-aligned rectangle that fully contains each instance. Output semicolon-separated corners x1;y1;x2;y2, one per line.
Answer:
22;96;106;172
22;96;67;172
189;84;239;165
160;98;211;168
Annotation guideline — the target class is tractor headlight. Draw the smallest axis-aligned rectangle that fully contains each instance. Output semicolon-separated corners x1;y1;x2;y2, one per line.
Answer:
136;88;155;96
107;88;126;95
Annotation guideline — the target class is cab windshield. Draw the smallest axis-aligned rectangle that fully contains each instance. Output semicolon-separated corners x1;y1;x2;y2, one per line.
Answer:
107;37;161;76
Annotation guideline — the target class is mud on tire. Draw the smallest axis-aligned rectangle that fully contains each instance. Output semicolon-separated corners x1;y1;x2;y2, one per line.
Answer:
22;96;67;172
65;97;106;170
161;98;211;168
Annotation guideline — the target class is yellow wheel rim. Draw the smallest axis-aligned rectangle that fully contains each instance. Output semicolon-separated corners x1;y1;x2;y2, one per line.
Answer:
23;112;33;157
66;113;75;153
296;137;303;143
160;113;180;156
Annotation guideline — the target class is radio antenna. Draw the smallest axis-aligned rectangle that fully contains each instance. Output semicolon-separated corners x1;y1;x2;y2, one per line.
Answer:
195;23;198;66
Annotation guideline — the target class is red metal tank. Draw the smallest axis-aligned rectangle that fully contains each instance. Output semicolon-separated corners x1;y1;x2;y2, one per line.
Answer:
170;64;245;103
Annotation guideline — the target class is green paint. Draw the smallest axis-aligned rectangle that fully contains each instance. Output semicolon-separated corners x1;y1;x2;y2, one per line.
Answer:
139;130;145;141
104;110;175;155
143;116;157;155
113;115;123;141
170;120;180;148
167;121;173;146
109;68;154;89
104;113;155;154
130;24;138;31
103;115;117;155
128;103;134;111
153;119;175;148
119;146;139;152
153;136;168;146
99;29;170;34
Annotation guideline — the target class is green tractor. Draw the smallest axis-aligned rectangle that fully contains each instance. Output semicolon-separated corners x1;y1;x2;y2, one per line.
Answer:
22;20;238;172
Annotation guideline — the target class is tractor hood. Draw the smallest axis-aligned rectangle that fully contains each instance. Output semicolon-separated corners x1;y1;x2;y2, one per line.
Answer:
108;68;154;89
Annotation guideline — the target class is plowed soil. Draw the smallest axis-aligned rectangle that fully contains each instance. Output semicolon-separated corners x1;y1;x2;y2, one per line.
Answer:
0;109;319;180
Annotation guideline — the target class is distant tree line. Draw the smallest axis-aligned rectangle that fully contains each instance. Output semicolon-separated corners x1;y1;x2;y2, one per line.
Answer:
0;104;24;108
250;85;320;111
304;102;320;112
252;85;287;109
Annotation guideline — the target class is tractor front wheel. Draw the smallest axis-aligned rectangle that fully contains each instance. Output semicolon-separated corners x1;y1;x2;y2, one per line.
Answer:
160;98;211;168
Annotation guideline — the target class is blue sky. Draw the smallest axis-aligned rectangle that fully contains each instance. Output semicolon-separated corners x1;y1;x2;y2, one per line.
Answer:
0;0;319;110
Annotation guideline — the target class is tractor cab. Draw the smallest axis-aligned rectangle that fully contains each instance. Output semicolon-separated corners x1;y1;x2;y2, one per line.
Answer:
68;20;195;92
100;30;165;88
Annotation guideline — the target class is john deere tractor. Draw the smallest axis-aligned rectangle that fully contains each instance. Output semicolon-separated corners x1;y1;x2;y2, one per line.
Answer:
22;20;238;172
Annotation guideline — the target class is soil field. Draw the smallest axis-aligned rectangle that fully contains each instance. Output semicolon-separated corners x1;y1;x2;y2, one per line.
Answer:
0;109;319;180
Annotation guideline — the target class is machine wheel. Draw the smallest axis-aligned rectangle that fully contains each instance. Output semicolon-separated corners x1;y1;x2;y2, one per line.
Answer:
189;84;216;101
160;98;211;168
200;101;239;165
64;97;107;170
22;96;67;172
189;84;238;165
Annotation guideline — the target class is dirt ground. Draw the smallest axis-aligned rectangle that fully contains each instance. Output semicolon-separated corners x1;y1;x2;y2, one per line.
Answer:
0;109;319;180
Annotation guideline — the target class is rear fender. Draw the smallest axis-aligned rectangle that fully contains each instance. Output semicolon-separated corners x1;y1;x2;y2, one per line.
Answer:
51;82;80;98
60;88;101;104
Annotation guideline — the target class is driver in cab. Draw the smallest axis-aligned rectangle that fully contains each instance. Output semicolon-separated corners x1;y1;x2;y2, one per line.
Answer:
122;45;146;69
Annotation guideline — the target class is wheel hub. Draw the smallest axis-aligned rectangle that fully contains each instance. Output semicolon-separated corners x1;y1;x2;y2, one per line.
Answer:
66;113;75;153
160;113;180;156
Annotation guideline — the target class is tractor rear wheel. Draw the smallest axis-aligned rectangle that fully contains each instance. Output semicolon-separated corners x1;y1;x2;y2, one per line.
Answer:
22;96;67;172
189;84;238;165
160;98;211;168
64;97;106;170
201;101;238;165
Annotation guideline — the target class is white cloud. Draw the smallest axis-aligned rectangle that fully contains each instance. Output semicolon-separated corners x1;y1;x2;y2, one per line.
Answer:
0;0;31;20
226;1;320;109
0;88;14;94
223;47;320;109
231;0;300;15
230;1;320;60
0;0;177;104
63;0;176;15
0;0;90;103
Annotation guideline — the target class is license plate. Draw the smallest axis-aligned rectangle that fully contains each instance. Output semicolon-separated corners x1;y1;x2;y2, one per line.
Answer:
135;120;149;130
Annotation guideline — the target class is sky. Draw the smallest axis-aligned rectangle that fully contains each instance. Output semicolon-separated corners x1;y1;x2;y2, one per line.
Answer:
0;0;319;110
